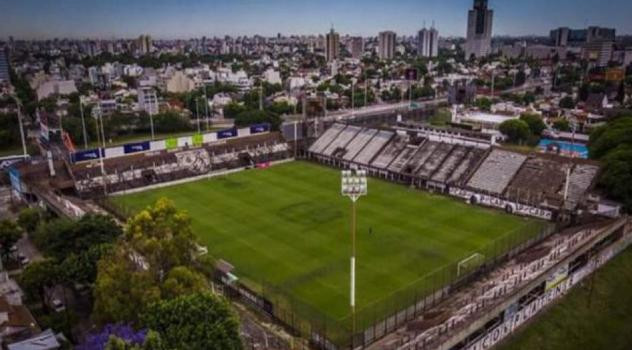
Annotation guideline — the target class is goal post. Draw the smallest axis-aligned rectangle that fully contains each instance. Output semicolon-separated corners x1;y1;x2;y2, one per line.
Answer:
457;253;486;277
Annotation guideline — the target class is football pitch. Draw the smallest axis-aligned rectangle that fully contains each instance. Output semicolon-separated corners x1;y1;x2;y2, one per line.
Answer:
114;161;543;331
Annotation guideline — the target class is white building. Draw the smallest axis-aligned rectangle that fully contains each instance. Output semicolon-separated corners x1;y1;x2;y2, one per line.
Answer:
263;68;282;85
166;71;196;93
465;0;493;59
378;31;397;60
138;86;159;116
36;80;78;100
417;27;439;58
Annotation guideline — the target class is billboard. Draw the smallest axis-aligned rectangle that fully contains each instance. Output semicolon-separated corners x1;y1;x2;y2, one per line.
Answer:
192;134;203;147
405;68;418;81
605;68;625;82
123;141;150;154
165;138;178;150
9;167;22;194
217;128;238;139
71;148;104;163
250;123;271;134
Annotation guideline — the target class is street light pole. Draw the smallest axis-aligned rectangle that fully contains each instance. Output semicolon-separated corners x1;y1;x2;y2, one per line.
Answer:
79;98;88;149
92;107;107;195
341;169;367;349
13;97;28;158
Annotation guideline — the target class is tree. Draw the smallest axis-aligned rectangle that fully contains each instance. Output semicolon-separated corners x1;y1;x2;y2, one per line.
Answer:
475;97;492;112
559;96;575;109
94;199;205;325
499;119;531;144
19;260;62;310
142;292;242;350
33;214;121;260
553;118;571;132
589;115;632;211
520;113;547;136
162;266;208;299
0;220;22;264
78;324;148;350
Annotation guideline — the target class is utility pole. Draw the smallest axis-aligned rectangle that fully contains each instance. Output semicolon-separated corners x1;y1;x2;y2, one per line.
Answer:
79;97;88;149
204;84;210;131
13;97;28;158
195;99;201;133
259;79;264;111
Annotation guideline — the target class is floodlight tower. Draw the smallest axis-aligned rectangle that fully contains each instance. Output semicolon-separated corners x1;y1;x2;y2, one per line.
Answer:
341;169;367;346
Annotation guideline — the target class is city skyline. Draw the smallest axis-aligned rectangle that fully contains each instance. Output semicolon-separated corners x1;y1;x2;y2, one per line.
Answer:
2;0;632;40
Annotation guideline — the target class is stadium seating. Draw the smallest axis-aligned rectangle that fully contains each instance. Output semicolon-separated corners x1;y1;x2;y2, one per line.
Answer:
403;141;438;175
308;123;346;155
431;145;469;184
448;148;486;185
353;130;394;166
73;132;290;196
564;164;599;210
504;157;573;204
467;149;527;194
388;144;422;173
322;125;362;157
417;142;454;178
370;135;408;169
343;129;379;161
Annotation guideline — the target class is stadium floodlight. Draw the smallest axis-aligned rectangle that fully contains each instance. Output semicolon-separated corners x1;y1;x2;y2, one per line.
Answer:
341;168;367;345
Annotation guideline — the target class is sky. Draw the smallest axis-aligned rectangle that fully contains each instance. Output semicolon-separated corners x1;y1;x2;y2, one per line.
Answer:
1;0;631;40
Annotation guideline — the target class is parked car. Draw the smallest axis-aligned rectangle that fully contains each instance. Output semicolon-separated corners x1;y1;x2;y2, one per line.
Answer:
51;298;66;312
17;253;29;266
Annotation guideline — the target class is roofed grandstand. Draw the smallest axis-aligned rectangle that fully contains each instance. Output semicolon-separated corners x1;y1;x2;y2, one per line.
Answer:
307;123;601;219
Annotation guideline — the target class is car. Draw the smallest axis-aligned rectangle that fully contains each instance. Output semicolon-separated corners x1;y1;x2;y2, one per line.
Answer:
17;253;29;266
51;298;65;312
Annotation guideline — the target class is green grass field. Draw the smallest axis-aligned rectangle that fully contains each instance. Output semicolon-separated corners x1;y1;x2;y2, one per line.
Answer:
497;246;632;350
114;161;543;334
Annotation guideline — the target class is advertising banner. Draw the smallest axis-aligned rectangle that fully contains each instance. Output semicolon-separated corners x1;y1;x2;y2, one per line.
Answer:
192;134;203;147
250;123;271;134
71;148;104;163
165;138;178;150
123;141;150;154
217;128;238;139
9;167;22;193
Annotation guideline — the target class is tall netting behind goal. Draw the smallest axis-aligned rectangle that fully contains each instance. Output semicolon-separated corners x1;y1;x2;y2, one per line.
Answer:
457;253;486;277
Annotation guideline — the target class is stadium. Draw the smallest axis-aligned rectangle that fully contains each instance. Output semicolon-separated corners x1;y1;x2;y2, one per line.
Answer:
7;112;630;350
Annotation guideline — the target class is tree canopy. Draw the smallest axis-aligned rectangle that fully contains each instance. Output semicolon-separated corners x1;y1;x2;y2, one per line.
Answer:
499;119;531;144
589;115;632;211
93;198;208;325
142;292;242;350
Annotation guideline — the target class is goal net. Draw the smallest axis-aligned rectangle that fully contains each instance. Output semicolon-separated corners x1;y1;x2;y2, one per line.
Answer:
457;253;486;277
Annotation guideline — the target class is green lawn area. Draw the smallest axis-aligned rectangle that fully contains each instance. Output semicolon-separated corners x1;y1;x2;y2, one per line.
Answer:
497;246;632;350
114;161;542;338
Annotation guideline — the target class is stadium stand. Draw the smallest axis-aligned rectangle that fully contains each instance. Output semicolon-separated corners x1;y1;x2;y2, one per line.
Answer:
564;164;600;210
417;142;454;178
388;144;422;173
431;145;469;184
448;148;487;185
322;125;362;157
342;129;379;161
353;130;394;165
306;123;603;219
73;132;290;196
370;135;408;169
308;123;345;155
467;149;527;194
504;157;573;206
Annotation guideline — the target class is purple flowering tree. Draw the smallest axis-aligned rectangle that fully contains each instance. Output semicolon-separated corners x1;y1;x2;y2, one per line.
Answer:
78;324;147;350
